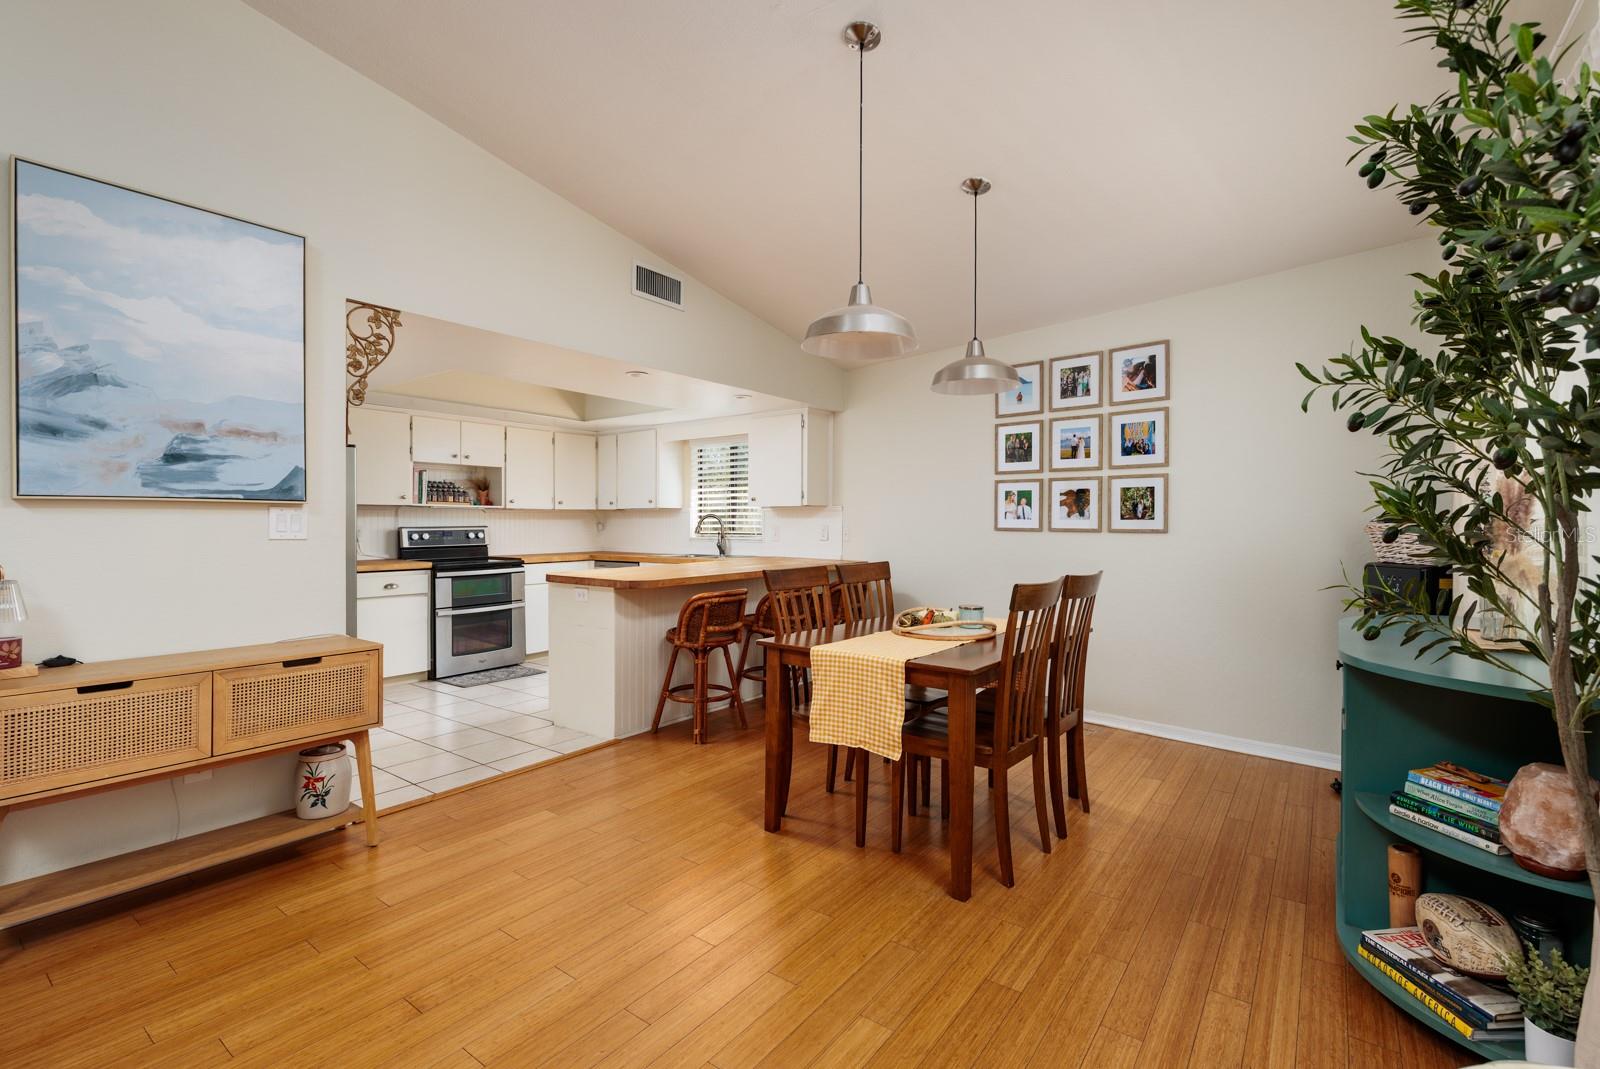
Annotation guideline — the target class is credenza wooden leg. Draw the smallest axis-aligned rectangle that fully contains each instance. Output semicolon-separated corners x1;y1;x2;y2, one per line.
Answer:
352;731;380;847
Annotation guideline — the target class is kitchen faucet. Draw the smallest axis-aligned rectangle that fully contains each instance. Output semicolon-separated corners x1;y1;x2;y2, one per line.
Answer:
694;513;731;557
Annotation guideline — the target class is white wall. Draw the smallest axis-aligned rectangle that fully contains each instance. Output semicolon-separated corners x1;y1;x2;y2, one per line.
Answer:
837;240;1432;762
0;0;841;882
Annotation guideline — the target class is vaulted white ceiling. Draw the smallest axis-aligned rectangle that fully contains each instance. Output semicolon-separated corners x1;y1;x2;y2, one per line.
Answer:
248;0;1580;362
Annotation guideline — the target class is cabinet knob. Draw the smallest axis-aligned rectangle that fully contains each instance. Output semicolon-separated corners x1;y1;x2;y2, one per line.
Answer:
464;454;471;460
398;495;407;500
383;582;399;590
451;453;458;459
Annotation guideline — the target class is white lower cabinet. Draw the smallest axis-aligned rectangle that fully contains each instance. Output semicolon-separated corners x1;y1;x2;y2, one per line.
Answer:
522;561;593;656
355;570;431;677
525;584;550;656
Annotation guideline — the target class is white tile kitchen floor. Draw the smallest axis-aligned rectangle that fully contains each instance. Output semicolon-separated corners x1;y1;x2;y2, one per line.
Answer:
365;661;604;810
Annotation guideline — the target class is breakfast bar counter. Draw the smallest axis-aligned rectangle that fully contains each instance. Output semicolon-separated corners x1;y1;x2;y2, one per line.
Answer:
548;555;849;740
545;555;852;590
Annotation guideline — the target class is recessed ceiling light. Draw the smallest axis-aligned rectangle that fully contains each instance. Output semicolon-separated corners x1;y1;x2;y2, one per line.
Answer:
625;370;649;378
734;393;752;400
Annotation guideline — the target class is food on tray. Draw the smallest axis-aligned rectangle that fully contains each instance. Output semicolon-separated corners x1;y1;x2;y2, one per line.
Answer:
896;607;957;628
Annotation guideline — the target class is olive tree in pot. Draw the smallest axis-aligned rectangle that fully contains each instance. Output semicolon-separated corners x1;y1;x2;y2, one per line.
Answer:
1296;0;1600;1059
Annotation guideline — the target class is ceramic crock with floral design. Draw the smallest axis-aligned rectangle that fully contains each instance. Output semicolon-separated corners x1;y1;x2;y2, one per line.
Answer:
295;743;351;819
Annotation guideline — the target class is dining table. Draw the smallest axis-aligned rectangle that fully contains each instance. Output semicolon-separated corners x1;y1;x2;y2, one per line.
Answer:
760;620;1004;901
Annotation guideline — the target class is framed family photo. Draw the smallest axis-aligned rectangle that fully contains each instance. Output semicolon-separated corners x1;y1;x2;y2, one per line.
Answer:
1109;407;1168;468
1049;477;1102;532
1049;414;1101;471
1109;340;1169;405
1049;351;1102;410
995;361;1042;417
995;480;1042;531
995;420;1042;474
1109;474;1167;533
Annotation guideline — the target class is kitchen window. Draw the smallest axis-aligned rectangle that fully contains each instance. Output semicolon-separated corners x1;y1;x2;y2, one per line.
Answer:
690;438;762;540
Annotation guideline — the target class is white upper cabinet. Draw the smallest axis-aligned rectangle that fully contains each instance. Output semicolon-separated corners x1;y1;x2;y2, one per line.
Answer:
748;410;831;508
459;422;505;467
504;427;555;509
596;434;618;510
553;432;597;509
411;416;461;464
349;407;414;506
618;429;675;509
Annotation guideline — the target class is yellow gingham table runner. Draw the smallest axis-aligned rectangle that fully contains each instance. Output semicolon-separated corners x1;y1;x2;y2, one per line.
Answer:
807;620;1005;761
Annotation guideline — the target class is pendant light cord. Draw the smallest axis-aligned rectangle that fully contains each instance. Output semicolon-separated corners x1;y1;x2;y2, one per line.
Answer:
971;187;979;341
857;42;865;285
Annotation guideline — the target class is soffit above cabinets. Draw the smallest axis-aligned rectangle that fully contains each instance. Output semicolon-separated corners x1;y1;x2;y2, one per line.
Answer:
365;309;796;431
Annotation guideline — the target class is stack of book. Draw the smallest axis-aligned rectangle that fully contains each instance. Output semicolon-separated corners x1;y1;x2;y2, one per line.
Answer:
1387;762;1507;855
1358;927;1522;1042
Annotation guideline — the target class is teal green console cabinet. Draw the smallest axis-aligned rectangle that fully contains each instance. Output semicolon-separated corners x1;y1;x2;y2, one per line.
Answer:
1336;619;1595;1061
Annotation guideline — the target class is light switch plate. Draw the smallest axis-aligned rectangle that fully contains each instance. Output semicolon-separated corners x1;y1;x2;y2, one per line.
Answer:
268;507;307;540
819;525;829;542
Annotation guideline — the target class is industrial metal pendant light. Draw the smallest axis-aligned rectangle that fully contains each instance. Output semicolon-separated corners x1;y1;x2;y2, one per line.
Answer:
802;21;917;361
931;178;1020;394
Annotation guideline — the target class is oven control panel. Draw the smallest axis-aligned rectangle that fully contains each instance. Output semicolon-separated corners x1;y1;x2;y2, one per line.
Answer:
399;526;487;548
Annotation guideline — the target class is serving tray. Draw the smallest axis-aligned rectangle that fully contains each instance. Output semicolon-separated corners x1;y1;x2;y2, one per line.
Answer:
891;621;998;641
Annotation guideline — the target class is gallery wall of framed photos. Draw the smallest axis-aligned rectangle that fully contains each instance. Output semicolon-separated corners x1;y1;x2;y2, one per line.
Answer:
992;341;1170;534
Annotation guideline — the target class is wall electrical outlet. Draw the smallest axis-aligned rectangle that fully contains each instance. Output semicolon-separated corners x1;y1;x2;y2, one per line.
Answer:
268;507;307;540
574;588;589;603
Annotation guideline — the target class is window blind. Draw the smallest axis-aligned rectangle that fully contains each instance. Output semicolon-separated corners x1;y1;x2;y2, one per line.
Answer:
691;439;762;540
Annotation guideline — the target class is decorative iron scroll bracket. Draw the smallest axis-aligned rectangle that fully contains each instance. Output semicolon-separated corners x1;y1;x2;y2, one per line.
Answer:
345;301;403;441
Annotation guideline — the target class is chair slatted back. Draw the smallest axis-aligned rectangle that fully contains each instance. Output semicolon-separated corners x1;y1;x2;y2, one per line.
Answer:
990;577;1065;753
675;589;749;647
762;566;835;643
1051;573;1102;726
837;561;894;629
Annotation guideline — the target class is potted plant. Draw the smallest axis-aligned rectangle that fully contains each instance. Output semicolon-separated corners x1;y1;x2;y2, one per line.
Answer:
1506;945;1588;1066
1297;0;1600;1059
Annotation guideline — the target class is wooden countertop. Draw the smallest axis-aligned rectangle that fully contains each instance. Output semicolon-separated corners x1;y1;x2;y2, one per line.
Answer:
546;556;850;590
356;551;734;572
355;559;432;573
514;551;713;565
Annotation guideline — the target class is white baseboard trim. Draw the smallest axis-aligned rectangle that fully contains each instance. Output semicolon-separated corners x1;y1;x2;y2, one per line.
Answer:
1083;710;1340;771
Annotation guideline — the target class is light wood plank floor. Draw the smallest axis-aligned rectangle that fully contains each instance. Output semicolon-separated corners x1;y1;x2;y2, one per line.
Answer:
0;713;1470;1068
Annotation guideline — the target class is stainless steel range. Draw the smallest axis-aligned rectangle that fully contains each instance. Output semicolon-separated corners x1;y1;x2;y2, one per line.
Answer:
398;525;526;679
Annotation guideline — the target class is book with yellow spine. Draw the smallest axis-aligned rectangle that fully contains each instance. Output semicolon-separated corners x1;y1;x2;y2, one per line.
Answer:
1355;945;1514;1043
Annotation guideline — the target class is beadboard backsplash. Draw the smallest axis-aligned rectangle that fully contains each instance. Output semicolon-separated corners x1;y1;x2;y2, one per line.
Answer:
356;506;601;559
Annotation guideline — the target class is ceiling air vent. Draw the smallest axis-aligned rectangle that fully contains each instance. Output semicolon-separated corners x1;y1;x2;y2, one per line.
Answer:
633;261;685;310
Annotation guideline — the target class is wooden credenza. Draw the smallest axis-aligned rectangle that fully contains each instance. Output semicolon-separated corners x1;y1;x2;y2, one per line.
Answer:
0;635;384;928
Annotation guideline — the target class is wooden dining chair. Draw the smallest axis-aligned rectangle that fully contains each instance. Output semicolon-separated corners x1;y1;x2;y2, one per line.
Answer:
889;577;1063;887
835;560;943;810
650;588;749;744
762;565;852;798
1046;572;1101;834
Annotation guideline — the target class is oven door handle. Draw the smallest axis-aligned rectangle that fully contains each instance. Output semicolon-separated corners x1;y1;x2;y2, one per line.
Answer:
437;568;522;579
437;602;526;617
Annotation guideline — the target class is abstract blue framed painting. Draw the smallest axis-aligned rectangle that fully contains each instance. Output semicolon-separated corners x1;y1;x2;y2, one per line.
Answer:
11;158;305;501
